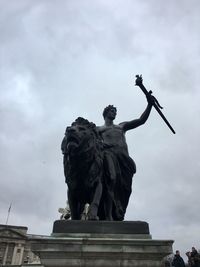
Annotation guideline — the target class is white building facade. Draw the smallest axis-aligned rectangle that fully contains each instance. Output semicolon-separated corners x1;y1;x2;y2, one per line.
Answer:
0;224;42;266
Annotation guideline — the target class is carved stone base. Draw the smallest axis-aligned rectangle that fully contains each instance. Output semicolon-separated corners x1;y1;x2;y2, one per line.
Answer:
30;221;173;267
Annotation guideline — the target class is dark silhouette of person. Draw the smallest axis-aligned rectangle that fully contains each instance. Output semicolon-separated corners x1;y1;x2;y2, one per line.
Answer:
191;247;200;267
172;250;185;267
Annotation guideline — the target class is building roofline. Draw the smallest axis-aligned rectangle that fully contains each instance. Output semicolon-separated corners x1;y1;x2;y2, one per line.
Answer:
0;224;28;230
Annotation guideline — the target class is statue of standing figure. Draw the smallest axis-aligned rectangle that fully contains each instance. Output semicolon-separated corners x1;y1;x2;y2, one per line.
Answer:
61;76;160;221
97;100;152;220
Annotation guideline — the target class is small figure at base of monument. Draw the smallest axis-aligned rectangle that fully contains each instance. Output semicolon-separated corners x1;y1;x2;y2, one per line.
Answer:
61;75;175;221
58;201;71;220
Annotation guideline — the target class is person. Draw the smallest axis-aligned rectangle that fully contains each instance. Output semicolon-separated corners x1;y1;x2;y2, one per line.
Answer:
97;94;153;220
186;251;192;267
190;247;200;267
172;250;185;267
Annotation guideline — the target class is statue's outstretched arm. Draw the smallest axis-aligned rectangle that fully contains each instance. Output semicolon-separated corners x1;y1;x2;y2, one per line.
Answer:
120;101;153;132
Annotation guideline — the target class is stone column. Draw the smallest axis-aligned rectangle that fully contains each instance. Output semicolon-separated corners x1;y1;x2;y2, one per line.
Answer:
2;243;9;265
11;244;17;265
19;246;25;265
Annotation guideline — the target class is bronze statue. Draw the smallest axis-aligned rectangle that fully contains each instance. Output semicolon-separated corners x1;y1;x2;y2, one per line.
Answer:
97;100;152;220
61;76;175;221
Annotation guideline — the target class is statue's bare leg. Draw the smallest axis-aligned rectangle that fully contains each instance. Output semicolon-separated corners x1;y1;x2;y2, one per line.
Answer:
88;180;102;220
104;153;116;220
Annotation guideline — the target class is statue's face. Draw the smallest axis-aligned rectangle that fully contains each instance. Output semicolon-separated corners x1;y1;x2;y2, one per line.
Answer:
105;108;117;120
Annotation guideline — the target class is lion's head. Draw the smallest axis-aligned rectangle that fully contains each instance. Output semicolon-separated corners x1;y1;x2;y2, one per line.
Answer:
61;117;101;157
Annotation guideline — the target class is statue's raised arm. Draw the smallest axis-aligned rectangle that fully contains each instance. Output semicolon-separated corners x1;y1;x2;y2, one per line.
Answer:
120;93;153;132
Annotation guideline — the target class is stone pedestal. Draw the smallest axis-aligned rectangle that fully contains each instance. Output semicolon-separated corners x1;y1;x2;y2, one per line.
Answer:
30;221;173;267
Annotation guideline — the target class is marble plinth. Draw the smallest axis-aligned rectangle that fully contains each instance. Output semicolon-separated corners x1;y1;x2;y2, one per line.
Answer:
30;221;173;267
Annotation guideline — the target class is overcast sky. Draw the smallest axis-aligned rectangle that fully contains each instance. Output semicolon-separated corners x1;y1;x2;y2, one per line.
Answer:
0;0;200;261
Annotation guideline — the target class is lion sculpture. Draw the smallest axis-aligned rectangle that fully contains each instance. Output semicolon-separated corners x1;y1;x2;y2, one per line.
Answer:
61;117;104;220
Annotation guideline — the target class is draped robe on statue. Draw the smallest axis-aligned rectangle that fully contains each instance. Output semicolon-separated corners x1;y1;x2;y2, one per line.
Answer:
101;143;136;221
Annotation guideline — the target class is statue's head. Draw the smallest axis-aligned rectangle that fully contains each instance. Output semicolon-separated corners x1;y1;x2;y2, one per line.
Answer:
103;105;117;120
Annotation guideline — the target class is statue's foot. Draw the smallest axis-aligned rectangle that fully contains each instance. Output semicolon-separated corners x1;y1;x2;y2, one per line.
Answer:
87;204;99;220
88;209;99;220
105;215;113;221
88;214;99;220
